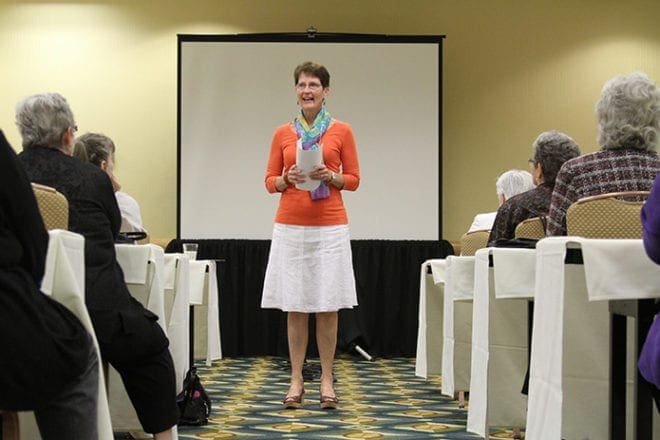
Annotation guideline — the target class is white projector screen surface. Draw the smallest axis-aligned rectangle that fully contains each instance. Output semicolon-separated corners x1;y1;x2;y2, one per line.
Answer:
179;39;441;240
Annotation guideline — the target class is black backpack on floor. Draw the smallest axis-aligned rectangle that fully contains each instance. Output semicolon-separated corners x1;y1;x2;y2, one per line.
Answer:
176;367;212;426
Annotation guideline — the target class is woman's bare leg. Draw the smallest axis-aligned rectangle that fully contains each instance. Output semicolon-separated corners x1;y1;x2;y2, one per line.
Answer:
154;428;173;440
287;312;309;397
316;311;338;398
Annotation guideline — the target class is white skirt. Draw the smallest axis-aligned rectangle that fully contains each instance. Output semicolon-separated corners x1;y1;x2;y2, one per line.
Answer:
261;223;358;313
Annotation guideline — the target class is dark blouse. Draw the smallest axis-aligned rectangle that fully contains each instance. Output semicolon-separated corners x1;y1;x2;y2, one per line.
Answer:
0;131;89;410
488;183;553;245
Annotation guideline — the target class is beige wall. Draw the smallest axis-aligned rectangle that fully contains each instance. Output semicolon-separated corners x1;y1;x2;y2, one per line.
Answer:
1;0;659;241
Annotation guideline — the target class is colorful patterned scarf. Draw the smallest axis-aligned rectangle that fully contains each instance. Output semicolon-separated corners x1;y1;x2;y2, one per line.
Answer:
294;107;331;200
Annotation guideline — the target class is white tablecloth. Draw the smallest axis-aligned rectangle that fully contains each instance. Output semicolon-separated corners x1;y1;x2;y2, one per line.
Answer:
113;243;174;435
20;230;113;440
527;237;660;440
441;256;475;398
467;247;534;437
163;253;191;391
189;260;222;366
415;259;445;378
115;243;166;330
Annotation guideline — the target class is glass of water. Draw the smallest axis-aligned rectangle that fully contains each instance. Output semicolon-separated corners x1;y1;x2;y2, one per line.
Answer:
182;243;198;260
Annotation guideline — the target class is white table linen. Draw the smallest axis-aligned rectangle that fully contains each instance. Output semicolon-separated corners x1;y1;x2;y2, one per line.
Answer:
441;256;475;398
115;244;166;330
467;247;533;437
415;259;445;378
526;237;660;440
189;260;222;366
163;253;191;391
112;243;176;436
20;230;113;440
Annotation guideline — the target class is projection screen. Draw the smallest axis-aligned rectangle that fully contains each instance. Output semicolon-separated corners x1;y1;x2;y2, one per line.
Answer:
178;34;444;240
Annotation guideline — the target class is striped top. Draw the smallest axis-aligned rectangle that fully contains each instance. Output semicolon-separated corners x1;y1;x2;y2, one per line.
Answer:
546;149;660;236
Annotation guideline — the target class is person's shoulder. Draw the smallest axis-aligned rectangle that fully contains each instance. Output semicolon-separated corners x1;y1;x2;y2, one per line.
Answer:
329;119;353;131
115;191;139;207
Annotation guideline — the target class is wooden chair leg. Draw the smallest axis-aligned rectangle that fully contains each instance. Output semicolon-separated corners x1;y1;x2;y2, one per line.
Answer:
1;411;20;440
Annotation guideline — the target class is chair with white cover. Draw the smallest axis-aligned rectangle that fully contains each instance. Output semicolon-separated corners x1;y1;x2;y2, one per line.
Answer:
18;230;113;440
565;190;656;440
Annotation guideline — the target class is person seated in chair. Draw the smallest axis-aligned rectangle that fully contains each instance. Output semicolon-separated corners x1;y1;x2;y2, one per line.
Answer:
468;169;535;232
547;71;660;236
639;173;660;410
73;132;147;238
0;130;99;439
15;93;178;439
487;131;580;244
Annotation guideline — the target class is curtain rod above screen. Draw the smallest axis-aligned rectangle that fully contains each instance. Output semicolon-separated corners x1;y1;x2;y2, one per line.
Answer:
178;32;445;43
177;33;444;240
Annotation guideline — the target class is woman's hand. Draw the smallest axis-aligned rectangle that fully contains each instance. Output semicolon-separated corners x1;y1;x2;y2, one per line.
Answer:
286;165;305;185
309;164;333;182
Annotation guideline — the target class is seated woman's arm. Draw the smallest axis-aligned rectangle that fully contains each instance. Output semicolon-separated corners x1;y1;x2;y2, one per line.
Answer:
642;175;660;264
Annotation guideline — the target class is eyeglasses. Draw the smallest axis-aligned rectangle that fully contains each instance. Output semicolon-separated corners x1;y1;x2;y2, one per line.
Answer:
295;82;322;91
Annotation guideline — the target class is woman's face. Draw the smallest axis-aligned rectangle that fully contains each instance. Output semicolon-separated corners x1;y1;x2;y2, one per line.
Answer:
101;154;121;191
295;72;329;116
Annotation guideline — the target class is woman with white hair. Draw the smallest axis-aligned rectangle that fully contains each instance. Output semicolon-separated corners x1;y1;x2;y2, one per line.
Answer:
547;71;660;236
467;169;535;232
488;130;580;244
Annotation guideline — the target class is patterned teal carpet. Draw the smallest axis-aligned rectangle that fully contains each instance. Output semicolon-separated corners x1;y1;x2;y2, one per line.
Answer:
178;356;523;439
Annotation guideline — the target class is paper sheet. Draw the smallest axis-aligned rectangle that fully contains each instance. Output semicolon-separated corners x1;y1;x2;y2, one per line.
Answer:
295;139;323;191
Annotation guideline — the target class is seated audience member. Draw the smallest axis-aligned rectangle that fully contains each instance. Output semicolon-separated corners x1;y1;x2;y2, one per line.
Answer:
73;132;147;235
639;174;660;409
547;71;660;236
0;130;98;439
15;93;178;439
468;169;535;232
488;131;580;244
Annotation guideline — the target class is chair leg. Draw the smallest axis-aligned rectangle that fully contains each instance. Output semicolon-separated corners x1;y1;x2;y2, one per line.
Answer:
1;411;20;440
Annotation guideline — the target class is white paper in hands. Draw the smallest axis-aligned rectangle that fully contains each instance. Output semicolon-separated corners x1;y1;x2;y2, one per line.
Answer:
295;139;323;191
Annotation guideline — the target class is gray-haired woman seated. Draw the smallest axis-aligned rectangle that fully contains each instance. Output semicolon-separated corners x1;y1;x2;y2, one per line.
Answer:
547;71;660;236
488;130;580;244
15;93;178;440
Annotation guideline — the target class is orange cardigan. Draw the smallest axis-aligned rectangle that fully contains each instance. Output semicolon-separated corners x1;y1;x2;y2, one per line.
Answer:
264;119;360;226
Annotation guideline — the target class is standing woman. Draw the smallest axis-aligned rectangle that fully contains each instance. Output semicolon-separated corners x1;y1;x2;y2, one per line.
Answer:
262;61;361;409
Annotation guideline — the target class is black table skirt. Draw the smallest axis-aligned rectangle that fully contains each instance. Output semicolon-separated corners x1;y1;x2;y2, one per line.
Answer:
167;239;454;357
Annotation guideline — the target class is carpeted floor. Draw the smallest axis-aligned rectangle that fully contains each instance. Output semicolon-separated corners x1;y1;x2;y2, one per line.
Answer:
177;356;524;439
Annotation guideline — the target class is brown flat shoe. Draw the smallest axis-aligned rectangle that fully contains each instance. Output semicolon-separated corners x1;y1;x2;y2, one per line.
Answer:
282;389;305;409
320;394;339;409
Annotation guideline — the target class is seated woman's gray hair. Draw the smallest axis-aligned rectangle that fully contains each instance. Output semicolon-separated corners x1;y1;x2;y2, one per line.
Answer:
531;130;581;184
596;71;660;152
15;93;75;150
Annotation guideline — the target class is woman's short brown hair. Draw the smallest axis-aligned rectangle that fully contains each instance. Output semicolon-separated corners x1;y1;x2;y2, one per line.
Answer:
294;61;330;88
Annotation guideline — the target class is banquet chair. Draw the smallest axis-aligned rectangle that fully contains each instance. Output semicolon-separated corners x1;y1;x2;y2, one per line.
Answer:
514;216;546;240
31;183;68;230
459;229;490;256
566;191;649;239
566;190;655;439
